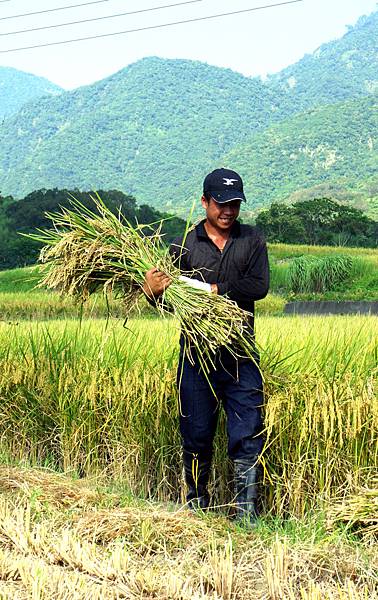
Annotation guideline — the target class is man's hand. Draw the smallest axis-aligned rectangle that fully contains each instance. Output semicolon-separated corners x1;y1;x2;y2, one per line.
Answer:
143;268;172;299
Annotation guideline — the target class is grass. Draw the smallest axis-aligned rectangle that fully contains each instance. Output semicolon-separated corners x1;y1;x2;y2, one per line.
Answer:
288;255;354;293
269;246;377;300
0;315;376;517
0;465;376;600
268;242;378;260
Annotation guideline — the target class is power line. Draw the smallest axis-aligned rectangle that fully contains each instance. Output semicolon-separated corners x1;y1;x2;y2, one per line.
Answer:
0;0;305;53
0;0;113;22
0;0;208;37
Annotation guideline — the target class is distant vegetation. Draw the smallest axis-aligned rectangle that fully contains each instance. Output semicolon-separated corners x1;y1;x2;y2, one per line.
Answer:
255;198;377;247
0;9;376;214
0;66;62;119
281;178;378;221
0;57;284;206
224;95;377;215
1;189;376;271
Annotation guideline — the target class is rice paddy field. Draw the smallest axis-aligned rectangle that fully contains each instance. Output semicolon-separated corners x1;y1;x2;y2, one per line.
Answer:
0;234;377;599
0;310;377;599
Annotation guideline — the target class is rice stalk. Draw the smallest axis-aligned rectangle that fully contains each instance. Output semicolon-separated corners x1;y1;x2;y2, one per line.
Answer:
327;478;378;537
27;195;259;377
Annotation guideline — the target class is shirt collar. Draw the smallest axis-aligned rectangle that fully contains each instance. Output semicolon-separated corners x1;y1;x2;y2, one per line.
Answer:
196;219;241;240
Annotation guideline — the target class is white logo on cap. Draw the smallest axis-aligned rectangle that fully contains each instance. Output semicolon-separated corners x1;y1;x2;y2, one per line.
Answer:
223;178;238;186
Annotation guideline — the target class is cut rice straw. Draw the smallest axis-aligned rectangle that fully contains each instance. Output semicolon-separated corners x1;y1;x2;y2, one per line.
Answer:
327;477;378;537
27;194;260;379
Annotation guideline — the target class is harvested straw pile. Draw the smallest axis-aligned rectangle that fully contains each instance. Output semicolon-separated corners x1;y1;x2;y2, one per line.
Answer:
0;466;100;508
30;196;257;375
0;468;377;600
75;506;226;546
327;478;378;536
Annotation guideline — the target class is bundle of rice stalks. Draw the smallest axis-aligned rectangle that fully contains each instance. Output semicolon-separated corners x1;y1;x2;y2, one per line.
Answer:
327;478;378;537
29;195;258;376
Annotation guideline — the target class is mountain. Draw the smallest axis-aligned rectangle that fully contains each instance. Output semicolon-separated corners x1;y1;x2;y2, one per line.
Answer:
0;66;62;119
0;9;377;214
0;57;286;206
267;11;378;111
214;96;377;216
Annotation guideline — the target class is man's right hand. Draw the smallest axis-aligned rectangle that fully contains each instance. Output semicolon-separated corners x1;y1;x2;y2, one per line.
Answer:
143;268;172;299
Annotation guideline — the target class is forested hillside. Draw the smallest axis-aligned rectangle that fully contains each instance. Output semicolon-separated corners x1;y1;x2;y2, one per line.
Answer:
0;67;62;119
0;58;285;206
217;96;378;214
0;10;376;215
267;11;378;110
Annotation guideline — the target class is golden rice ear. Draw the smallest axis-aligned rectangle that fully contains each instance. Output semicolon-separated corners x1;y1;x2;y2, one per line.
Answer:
26;193;260;384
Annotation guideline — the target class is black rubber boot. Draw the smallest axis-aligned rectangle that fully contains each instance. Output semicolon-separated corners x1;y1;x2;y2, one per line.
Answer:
183;451;211;510
233;456;260;526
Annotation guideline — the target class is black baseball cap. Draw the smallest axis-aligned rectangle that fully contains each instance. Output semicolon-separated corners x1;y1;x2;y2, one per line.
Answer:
203;168;246;204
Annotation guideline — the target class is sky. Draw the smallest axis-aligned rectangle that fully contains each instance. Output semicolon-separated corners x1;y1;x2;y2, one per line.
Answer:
0;0;376;89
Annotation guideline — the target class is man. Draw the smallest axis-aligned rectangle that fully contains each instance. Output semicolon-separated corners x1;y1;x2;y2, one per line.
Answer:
143;168;269;523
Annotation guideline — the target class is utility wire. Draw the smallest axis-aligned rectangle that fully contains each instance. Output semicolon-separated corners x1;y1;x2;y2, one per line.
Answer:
0;0;113;21
0;0;208;36
0;0;304;53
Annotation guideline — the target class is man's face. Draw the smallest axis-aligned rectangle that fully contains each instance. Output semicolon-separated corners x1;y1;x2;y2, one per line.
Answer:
201;196;241;231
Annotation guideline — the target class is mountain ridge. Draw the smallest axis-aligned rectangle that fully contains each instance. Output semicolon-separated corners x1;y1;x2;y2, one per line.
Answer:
0;9;377;214
0;57;286;202
266;10;378;110
0;66;62;119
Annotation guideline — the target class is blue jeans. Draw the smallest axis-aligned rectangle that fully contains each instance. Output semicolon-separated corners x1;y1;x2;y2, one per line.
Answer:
177;348;264;463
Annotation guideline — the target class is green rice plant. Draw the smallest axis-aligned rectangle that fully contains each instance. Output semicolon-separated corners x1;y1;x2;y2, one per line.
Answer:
288;256;313;293
27;195;259;377
288;255;354;293
268;260;290;293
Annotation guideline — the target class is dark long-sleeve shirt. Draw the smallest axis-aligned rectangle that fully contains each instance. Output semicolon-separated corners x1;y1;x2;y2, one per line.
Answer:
170;219;269;333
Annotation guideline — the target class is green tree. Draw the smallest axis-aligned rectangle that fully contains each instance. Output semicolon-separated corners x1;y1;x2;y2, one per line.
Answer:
292;198;377;246
255;198;377;247
256;203;306;243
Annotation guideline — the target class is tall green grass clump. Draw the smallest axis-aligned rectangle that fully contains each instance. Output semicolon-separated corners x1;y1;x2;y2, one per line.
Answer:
288;255;354;293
